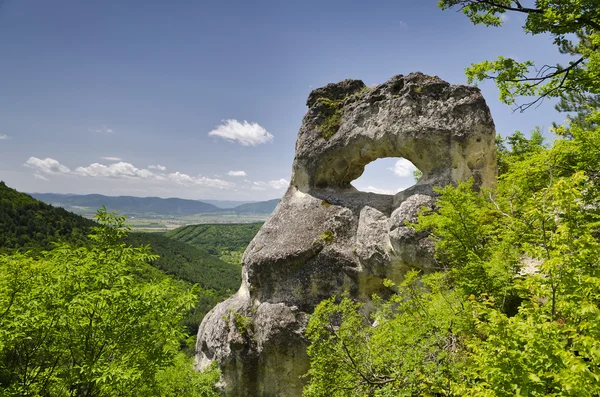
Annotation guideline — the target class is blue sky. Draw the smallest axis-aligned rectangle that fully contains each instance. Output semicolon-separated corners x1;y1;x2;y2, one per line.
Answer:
0;0;572;200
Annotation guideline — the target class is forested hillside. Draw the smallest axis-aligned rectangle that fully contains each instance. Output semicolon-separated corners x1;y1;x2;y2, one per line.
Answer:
0;182;95;252
126;232;241;332
165;223;262;265
0;205;220;396
0;183;242;334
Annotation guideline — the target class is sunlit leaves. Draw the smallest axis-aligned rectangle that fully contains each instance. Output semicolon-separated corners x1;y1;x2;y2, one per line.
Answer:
438;1;600;111
0;208;207;397
304;110;600;396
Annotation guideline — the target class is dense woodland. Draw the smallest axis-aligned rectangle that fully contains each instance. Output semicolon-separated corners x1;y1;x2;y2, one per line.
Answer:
164;223;261;265
0;182;95;252
0;186;256;396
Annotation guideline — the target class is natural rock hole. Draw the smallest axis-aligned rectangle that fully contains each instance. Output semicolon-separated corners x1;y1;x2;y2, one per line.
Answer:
195;73;498;397
351;157;420;196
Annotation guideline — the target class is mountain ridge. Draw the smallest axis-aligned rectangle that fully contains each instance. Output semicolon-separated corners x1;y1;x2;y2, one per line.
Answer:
30;192;280;217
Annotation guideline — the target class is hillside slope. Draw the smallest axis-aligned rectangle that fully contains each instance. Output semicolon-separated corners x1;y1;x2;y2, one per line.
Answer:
126;232;240;294
164;223;262;265
0;182;95;252
1;182;241;331
233;198;279;214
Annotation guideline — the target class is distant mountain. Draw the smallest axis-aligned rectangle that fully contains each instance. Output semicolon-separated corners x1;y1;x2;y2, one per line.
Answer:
30;192;280;217
30;193;222;216
200;199;257;209
233;199;280;214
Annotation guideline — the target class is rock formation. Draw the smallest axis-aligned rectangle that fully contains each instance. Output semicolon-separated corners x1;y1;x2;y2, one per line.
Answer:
195;72;497;397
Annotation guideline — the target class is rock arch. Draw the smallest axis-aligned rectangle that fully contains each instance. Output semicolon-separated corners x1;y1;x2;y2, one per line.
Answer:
195;73;497;397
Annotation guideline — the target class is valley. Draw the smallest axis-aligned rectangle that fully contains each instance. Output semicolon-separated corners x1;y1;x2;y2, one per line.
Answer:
30;192;279;230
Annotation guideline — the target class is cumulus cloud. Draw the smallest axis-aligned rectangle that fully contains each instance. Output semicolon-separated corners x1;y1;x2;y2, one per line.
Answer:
101;156;122;161
148;164;167;171
91;125;115;134
24;157;71;175
74;162;157;179
24;157;234;191
228;170;247;177
390;158;417;177
33;173;49;181
268;178;289;190
0;134;9;140
168;172;232;189
251;179;289;191
362;185;398;195
208;119;274;146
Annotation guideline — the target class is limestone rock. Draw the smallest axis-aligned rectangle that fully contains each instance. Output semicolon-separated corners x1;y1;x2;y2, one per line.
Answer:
195;72;497;397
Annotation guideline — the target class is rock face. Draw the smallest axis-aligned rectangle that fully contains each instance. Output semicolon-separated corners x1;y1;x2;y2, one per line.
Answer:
195;72;497;397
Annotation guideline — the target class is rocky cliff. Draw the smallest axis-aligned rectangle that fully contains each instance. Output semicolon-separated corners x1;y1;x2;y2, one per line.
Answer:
195;72;497;397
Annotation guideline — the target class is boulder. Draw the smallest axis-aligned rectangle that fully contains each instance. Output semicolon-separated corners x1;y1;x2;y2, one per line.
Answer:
195;72;497;396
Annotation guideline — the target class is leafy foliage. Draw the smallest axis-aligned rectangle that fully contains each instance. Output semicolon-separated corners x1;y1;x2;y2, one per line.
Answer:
0;184;242;336
0;208;220;397
438;0;600;112
305;273;470;397
164;223;262;265
126;232;241;334
304;109;600;396
0;182;94;253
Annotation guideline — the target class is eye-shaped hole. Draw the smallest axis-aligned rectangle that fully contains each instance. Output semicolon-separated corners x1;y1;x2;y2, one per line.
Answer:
351;157;421;195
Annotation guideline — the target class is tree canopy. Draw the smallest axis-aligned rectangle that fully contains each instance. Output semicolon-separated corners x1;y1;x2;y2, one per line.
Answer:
438;0;600;112
0;208;220;397
304;106;600;395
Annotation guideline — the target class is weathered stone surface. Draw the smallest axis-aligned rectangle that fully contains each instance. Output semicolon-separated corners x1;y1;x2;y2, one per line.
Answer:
195;72;497;396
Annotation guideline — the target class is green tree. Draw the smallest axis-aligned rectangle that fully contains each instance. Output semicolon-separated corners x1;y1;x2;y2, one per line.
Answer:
438;0;600;112
0;208;218;397
304;110;600;396
304;273;471;397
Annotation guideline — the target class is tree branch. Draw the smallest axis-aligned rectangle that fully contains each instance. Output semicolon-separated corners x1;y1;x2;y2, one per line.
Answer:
505;57;586;83
471;0;542;14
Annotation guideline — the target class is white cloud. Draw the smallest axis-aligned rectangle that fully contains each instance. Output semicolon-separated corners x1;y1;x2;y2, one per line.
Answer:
168;172;232;189
25;157;236;192
362;185;398;195
228;170;247;177
268;178;289;190
148;164;167;171
91;125;115;134
24;157;71;175
33;173;49;181
168;171;195;185
74;162;157;179
499;13;509;22
101;156;122;161
251;182;267;191
251;179;289;191
208;119;274;146
390;158;417;177
0;134;9;140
